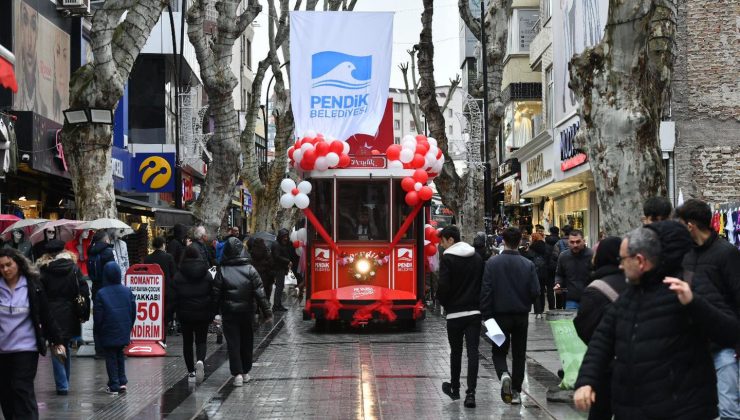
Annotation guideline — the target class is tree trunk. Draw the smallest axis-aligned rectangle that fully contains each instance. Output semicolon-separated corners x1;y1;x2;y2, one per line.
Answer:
61;0;165;220
570;0;675;235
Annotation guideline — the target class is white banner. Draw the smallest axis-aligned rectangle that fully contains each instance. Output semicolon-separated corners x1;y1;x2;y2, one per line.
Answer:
290;11;393;141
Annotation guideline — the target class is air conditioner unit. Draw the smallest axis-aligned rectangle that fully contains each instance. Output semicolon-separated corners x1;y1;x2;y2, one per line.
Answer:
62;0;87;7
57;0;90;16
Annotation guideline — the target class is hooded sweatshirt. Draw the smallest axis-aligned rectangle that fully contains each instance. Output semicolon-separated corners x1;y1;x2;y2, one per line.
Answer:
93;262;135;347
437;241;484;318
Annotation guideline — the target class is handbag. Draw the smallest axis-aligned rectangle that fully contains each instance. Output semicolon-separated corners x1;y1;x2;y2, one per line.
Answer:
73;270;90;322
284;270;298;286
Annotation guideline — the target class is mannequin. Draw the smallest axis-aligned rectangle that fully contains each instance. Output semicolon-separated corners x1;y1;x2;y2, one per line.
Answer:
108;228;130;280
32;228;56;260
3;229;33;260
65;229;94;275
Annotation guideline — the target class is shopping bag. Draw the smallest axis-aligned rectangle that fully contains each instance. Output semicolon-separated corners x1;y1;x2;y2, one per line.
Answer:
284;271;298;286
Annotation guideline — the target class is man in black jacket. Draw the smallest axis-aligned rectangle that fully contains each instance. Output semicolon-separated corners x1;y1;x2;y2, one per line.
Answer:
574;222;739;419
145;237;177;343
676;199;740;419
437;225;483;408
481;227;540;405
167;223;188;267
270;229;292;312
554;229;594;310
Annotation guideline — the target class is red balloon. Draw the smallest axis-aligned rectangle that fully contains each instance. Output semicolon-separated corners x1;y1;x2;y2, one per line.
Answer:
315;141;330;156
291;188;299;196
430;235;440;245
401;177;416;192
300;159;313;171
405;191;420;207
303;149;317;164
338;154;351;168
411;154;426;168
415;134;427;143
386;144;401;160
309;137;320;145
419;186;433;201
293;240;301;248
425;226;436;239
436;149;443;159
330;140;344;154
413;169;429;184
415;143;429;156
288;147;295;160
425;243;437;257
316;132;324;139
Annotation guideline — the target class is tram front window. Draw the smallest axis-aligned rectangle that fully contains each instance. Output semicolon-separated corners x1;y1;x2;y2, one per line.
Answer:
337;181;389;241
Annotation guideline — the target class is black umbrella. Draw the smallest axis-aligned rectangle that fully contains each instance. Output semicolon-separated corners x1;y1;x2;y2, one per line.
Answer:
250;231;277;243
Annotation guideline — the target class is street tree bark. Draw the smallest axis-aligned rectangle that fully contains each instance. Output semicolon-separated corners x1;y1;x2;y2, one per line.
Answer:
569;0;675;235
61;0;166;220
239;0;358;233
187;0;262;235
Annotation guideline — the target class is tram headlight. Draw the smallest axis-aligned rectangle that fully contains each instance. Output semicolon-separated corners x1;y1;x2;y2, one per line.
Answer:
355;259;371;275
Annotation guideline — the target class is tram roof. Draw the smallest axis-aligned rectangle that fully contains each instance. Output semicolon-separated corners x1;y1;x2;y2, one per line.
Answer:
307;168;417;179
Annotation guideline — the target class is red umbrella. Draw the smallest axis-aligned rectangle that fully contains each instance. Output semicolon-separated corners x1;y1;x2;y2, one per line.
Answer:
0;56;17;93
0;214;20;234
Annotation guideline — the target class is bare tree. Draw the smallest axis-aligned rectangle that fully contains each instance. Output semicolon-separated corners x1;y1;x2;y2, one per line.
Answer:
60;1;166;219
569;0;676;234
186;0;262;234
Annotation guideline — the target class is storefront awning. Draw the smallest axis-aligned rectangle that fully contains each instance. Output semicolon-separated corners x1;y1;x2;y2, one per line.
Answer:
116;196;194;227
522;170;594;199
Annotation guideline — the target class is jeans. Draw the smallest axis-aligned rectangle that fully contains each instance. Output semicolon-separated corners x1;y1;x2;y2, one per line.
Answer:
273;271;285;308
714;348;740;420
223;316;254;376
103;346;127;392
565;300;580;310
51;342;72;391
0;351;39;420
491;313;529;392
446;314;481;392
181;321;209;373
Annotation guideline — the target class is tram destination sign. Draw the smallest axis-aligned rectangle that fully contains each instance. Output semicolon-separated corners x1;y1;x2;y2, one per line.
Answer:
349;156;387;169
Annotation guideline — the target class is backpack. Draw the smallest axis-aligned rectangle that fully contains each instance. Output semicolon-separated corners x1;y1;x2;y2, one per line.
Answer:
532;254;549;281
87;248;105;283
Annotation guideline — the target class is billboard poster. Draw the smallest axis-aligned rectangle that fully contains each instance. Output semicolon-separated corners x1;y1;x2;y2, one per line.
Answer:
14;0;70;124
131;153;175;192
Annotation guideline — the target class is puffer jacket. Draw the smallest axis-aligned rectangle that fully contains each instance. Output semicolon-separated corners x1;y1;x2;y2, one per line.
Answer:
171;257;214;323
213;238;271;319
576;221;740;419
38;251;90;341
437;241;483;315
554;247;594;302
93;262;135;347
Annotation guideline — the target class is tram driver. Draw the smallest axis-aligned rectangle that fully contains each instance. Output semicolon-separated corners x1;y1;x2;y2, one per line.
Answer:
341;205;384;241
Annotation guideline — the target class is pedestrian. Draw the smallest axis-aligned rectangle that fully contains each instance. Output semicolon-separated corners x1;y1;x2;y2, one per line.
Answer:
472;231;491;262
642;196;672;224
167;223;188;266
93;261;136;395
249;238;274;311
436;225;484;408
32;227;57;261
144;236;176;345
213;238;272;386
192;226;216;267
480;227;540;405
572;236;625;420
86;230;116;358
526;232;552;318
171;245;214;382
3;228;33;261
270;229;292;312
676;199;740;419
0;248;65;420
553;229;594;310
108;229;130;280
37;240;90;396
573;222;739;418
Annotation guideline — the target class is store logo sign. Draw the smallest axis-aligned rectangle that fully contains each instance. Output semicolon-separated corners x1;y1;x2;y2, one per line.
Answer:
560;122;588;171
526;153;552;186
132;153;175;192
314;248;331;272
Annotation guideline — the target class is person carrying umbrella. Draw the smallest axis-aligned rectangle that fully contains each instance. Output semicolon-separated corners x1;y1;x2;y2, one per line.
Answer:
3;229;32;261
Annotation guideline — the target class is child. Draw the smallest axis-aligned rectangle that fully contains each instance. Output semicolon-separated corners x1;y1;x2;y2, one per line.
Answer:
93;262;135;395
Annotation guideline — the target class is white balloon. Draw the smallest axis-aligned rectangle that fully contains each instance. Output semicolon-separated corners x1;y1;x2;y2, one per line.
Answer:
399;149;414;163
300;142;314;152
425;156;435;170
304;129;317;138
293;149;303;163
279;193;295;208
294;193;310;209
295;247;303;256
297;228;307;242
280;178;297;194
388;160;404;169
402;134;416;144
290;230;298;242
428;144;439;157
427;137;437;147
297;180;312;194
326;152;340;167
342;141;350;155
414;182;423;192
431;160;444;173
314;157;329;171
401;139;416;151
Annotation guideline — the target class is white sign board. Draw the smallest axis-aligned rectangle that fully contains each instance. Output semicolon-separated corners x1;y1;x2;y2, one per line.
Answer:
125;269;165;341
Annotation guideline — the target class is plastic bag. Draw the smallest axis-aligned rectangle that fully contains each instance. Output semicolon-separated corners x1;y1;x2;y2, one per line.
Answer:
285;270;298;286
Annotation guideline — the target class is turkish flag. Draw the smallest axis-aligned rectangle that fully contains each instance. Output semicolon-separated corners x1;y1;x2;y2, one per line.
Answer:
0;56;18;93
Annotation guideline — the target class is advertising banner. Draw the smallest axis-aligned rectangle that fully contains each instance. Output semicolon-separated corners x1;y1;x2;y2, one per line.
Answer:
124;264;166;356
131;153;175;193
290;11;393;141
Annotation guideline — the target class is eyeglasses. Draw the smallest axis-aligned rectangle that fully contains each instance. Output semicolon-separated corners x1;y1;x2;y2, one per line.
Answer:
617;254;636;263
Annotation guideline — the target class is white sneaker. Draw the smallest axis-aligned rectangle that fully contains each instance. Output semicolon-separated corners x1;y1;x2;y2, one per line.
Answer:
188;372;196;383
501;372;513;404
511;391;522;405
233;374;243;387
243;373;251;383
195;360;205;381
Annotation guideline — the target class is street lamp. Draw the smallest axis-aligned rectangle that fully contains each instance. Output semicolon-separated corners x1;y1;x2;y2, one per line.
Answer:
263;61;289;145
63;108;113;125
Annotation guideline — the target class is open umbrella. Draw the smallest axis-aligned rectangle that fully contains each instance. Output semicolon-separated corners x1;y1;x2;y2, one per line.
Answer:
0;214;20;233
77;218;134;236
250;231;277;244
1;218;49;240
29;219;85;245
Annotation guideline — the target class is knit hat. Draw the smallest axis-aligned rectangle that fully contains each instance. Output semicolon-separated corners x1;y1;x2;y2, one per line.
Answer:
45;239;66;254
593;236;621;269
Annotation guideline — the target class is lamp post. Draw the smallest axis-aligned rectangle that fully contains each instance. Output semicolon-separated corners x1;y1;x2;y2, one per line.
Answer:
263;61;289;148
481;0;492;235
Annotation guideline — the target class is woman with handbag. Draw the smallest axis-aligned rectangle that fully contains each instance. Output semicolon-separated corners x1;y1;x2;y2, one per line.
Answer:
37;240;90;396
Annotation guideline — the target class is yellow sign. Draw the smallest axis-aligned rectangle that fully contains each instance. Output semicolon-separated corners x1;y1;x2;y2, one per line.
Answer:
138;156;172;190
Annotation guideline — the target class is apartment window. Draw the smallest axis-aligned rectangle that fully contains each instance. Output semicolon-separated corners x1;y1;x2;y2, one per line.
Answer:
507;9;539;54
448;125;453;135
546;66;554;129
448;109;453;117
394;136;401;143
240;36;246;67
247;40;252;70
393;103;400;113
394;120;400;130
409;120;416;131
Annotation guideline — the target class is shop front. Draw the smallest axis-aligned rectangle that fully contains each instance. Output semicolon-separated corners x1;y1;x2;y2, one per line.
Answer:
493;159;533;230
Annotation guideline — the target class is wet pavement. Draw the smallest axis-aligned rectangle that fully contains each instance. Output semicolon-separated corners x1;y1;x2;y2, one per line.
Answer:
23;295;586;419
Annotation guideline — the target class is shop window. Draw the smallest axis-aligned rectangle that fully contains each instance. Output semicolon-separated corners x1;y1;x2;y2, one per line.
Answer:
312;179;334;242
504;100;543;152
394;182;416;241
337;181;389;241
393;103;401;113
507;8;539;55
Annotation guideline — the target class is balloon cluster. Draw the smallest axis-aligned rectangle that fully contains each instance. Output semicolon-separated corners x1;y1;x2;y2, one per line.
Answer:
401;169;434;206
290;228;307;256
385;134;444;173
288;130;351;172
279;178;312;209
424;224;441;257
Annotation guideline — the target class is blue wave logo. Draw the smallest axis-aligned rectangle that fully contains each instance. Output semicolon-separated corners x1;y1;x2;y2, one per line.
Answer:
311;51;372;90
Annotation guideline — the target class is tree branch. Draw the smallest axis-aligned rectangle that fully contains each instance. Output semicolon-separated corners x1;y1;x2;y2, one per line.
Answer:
458;0;482;42
236;0;263;34
399;62;423;134
440;75;461;115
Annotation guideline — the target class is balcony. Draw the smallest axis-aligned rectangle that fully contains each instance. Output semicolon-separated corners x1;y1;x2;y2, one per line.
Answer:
529;26;551;71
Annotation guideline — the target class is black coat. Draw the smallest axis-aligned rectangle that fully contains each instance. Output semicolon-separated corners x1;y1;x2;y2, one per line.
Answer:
271;240;292;275
20;273;63;355
526;240;551;284
480;250;540;318
38;252;90;342
554;247;594;302
573;265;626;344
167;238;186;267
576;269;739;419
193;240;215;267
437;242;483;315
250;248;274;286
144;249;176;286
171;257;214;323
213;256;271;319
